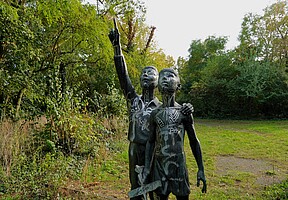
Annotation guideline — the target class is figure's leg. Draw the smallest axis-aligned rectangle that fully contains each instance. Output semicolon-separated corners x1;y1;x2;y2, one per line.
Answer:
148;191;155;200
129;143;148;200
129;143;142;200
176;195;189;200
154;194;169;200
129;143;138;189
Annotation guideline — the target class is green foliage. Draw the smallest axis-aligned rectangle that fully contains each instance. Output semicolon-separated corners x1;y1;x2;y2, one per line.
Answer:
40;89;122;156
0;0;117;119
238;0;288;70
228;59;288;117
0;0;173;120
179;36;228;95
178;36;234;117
5;153;82;199
0;111;128;199
0;118;77;199
179;52;288;118
178;1;288;118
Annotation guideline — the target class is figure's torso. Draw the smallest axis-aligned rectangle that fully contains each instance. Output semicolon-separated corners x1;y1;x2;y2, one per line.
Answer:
154;107;185;157
128;96;161;144
151;106;191;196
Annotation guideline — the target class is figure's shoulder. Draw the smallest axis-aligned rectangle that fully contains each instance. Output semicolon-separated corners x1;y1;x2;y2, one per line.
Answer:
128;93;141;108
175;102;181;107
133;94;141;101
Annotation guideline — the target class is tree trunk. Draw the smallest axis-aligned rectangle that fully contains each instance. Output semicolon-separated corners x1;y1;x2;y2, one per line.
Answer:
143;26;156;54
60;62;66;99
15;88;26;119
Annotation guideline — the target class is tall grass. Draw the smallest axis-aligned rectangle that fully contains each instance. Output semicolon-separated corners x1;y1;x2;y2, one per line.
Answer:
0;118;42;176
0;114;128;199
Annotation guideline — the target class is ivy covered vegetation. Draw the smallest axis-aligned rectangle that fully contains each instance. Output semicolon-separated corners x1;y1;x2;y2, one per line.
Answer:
0;0;287;199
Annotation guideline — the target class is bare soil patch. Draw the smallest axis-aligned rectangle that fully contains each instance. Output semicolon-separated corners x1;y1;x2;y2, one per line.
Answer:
216;155;287;185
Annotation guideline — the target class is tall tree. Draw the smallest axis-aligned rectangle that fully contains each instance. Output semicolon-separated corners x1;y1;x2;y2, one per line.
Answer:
238;1;288;71
178;36;228;102
0;0;113;118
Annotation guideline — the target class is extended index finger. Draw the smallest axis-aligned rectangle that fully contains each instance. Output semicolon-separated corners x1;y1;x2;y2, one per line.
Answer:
113;18;118;31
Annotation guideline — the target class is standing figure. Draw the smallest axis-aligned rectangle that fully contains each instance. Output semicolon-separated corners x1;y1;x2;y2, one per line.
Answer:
109;19;159;200
109;20;193;200
143;68;207;200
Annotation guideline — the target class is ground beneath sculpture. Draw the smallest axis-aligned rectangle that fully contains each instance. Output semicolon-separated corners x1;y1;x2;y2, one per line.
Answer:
58;156;287;199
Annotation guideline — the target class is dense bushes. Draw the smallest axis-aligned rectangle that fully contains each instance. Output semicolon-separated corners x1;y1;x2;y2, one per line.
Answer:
180;57;288;119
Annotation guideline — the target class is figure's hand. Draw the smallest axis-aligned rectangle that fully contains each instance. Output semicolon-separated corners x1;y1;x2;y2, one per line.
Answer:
136;165;149;185
181;103;194;115
108;18;120;46
197;170;207;193
141;168;150;184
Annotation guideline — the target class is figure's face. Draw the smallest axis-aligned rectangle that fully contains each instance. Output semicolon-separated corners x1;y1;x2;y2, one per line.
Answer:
140;67;158;89
158;70;180;94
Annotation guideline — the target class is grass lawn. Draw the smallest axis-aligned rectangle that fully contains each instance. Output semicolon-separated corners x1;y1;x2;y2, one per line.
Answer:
187;119;288;200
63;119;288;199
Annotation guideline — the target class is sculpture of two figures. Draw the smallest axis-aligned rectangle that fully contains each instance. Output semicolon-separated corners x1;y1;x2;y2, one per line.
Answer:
109;19;206;200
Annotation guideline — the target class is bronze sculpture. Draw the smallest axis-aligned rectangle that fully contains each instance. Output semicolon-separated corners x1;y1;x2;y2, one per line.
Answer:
109;19;193;200
142;68;207;200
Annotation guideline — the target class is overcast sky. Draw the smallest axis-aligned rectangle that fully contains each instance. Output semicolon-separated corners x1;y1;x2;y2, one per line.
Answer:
144;0;280;60
86;0;278;60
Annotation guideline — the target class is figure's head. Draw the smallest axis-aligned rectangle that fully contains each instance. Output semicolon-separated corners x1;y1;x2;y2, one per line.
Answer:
158;68;181;94
140;66;159;89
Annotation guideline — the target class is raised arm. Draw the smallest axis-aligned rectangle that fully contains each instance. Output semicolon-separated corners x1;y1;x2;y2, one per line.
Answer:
184;115;207;193
109;18;136;100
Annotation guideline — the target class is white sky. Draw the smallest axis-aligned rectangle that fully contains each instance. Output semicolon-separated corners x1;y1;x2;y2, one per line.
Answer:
144;0;279;60
86;0;278;60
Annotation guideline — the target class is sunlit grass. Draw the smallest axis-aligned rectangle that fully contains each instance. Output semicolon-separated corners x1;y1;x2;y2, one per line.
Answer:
185;119;288;200
86;119;288;199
